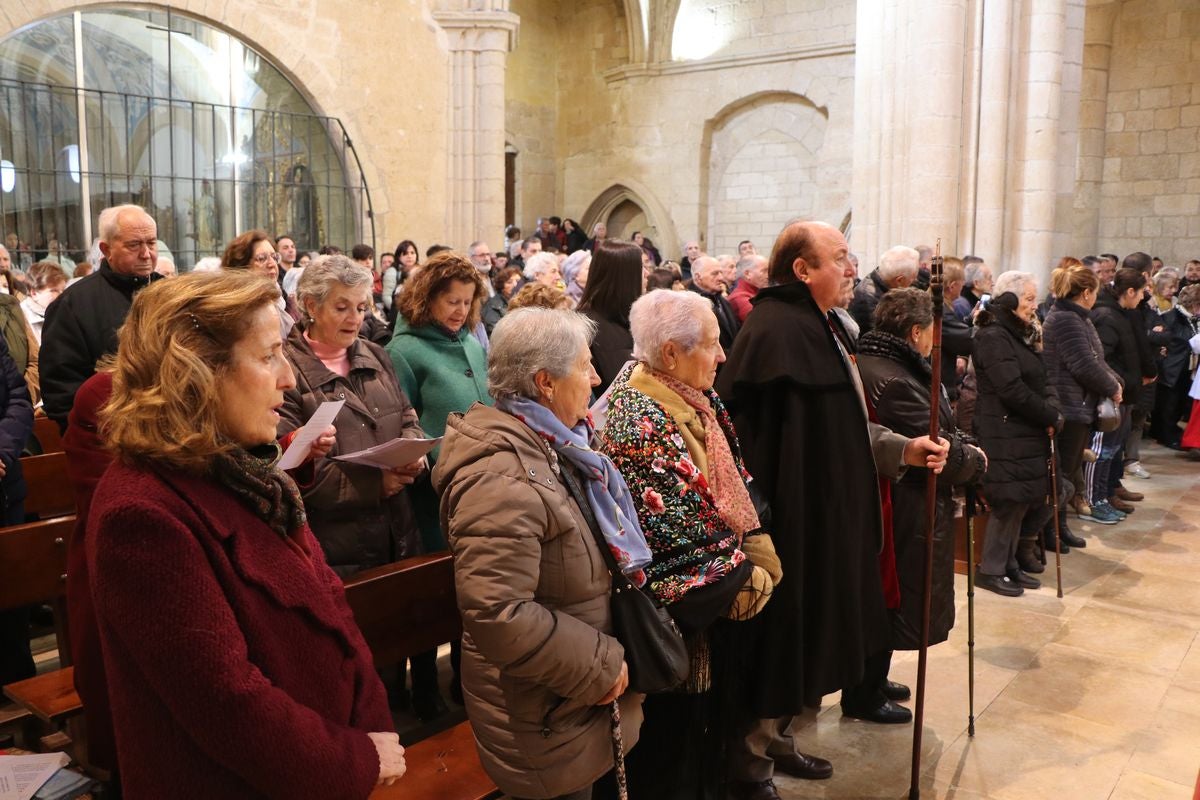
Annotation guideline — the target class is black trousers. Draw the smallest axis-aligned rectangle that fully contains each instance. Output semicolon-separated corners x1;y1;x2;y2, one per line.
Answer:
840;649;893;713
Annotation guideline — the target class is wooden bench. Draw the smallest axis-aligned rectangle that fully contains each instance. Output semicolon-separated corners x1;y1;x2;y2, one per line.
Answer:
0;515;83;724
32;416;64;455
345;554;499;800
20;453;75;520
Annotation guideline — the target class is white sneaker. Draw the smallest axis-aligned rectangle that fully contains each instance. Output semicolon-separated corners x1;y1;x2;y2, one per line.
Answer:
1126;461;1151;479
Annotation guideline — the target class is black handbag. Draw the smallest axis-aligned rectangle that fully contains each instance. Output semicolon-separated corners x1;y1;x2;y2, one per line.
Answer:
560;464;689;694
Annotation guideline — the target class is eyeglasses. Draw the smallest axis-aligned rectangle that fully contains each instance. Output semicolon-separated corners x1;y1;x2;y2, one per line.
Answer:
252;252;281;265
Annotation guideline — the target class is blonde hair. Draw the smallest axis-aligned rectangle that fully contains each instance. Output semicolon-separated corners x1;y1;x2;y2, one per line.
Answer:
101;271;283;474
1050;262;1099;300
507;282;572;311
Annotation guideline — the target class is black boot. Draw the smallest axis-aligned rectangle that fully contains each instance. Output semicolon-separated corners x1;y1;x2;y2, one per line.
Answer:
1016;539;1045;574
1059;525;1086;548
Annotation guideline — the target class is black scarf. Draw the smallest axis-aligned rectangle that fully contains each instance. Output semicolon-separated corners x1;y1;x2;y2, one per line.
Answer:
210;443;308;541
857;329;932;380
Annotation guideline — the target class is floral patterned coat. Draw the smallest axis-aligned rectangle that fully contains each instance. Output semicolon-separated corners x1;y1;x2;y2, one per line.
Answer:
598;369;747;606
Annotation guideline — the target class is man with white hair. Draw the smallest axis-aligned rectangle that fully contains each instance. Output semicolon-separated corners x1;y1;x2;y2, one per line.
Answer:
584;222;607;253
728;254;769;323
689;255;740;351
468;241;496;298
953;258;993;320
849;245;919;334
41;204;163;426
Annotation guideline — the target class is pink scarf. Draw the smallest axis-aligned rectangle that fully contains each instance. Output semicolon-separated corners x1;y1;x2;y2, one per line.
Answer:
647;367;761;537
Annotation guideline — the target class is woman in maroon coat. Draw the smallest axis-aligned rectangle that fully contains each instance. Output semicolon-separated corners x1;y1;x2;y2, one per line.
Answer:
86;270;405;799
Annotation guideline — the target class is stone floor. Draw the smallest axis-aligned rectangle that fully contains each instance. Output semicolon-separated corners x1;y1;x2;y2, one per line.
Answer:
776;443;1200;799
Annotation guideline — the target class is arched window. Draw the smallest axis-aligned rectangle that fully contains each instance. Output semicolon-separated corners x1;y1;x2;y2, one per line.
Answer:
0;7;368;270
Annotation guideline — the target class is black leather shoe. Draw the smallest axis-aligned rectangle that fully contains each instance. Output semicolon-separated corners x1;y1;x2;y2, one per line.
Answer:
975;571;1023;597
730;779;782;800
882;680;911;702
773;751;833;780
1059;528;1086;548
1006;569;1041;590
842;699;912;724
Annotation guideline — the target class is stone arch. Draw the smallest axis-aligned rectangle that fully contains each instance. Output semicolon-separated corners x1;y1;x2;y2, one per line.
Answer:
581;179;677;254
699;91;829;254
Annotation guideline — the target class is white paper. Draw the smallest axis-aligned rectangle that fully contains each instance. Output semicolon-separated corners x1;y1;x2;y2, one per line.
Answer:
331;436;441;470
0;752;69;800
277;400;345;471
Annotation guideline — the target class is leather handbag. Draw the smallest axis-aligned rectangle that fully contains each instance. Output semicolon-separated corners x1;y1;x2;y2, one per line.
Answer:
1096;396;1121;433
560;465;689;694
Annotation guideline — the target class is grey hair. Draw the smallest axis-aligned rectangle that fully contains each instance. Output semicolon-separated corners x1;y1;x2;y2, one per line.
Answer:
488;308;597;400
736;254;766;279
1152;269;1179;294
1178;284;1200;311
994;269;1038;298
964;261;990;286
523;251;559;280
562;249;591;284
296;253;374;312
879;245;919;282
97;204;152;243
87;237;103;269
630;289;714;369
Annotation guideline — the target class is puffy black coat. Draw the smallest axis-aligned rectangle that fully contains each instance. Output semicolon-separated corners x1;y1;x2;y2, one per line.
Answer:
0;333;32;511
1157;307;1200;388
1090;288;1142;405
857;331;985;651
849;269;890;335
941;300;972;400
972;300;1061;506
1041;299;1120;424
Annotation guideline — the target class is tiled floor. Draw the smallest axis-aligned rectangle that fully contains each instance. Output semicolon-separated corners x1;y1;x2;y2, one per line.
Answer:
776;444;1200;799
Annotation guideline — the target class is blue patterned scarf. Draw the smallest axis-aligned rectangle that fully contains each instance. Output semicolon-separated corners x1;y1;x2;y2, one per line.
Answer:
497;395;653;583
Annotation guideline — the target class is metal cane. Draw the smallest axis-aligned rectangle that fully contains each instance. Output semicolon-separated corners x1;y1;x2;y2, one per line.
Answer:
965;486;977;737
1049;433;1064;598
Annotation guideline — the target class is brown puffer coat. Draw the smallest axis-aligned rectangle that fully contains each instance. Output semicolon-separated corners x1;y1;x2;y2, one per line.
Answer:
278;328;423;577
432;403;643;799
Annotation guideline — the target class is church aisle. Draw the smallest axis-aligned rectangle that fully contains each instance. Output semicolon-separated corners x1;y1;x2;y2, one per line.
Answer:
778;443;1200;799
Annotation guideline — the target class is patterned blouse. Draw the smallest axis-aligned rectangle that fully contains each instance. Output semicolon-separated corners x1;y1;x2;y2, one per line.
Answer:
598;368;747;606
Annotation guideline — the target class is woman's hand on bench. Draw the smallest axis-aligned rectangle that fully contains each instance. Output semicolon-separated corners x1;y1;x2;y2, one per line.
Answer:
370;731;407;786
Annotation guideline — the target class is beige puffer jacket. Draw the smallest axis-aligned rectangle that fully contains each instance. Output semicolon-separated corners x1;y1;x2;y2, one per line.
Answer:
432;403;643;799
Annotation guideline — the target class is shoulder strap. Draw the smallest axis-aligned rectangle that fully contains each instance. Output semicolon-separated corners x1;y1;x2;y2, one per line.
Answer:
559;462;624;578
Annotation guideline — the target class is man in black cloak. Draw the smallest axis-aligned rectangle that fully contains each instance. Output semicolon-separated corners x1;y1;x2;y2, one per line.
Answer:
716;220;948;800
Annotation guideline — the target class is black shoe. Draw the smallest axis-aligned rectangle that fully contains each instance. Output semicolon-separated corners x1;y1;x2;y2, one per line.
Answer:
730;779;782;800
882;680;911;702
772;751;833;780
1059;528;1086;548
1043;532;1070;554
975;571;1024;597
1006;569;1041;590
1017;542;1045;574
411;688;450;722
842;699;912;724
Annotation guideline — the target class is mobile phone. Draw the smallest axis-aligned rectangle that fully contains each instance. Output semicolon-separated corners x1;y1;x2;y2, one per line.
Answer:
979;293;992;309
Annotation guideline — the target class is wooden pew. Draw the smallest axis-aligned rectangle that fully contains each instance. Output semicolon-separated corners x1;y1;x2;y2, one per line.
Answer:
345;554;499;800
0;515;83;724
32;416;64;455
20;453;75;520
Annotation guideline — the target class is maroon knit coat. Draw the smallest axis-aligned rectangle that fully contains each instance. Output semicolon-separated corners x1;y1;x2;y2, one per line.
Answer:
86;461;393;799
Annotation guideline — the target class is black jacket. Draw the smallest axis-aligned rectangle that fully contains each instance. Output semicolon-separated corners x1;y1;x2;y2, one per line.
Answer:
40;262;161;426
1157;307;1200;388
688;285;740;353
972;298;1061;506
581;309;633;396
857;331;985;651
1090;288;1142;405
0;334;32;513
941;301;972;400
849;268;890;335
1041;298;1119;424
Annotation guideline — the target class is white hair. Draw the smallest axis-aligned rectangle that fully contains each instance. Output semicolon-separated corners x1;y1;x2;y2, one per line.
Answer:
562;249;591;284
878;246;920;282
192;256;223;273
87;237;104;269
964;261;990;286
736;254;766;279
296;254;373;312
629;289;714;370
97;204;152;243
488;308;597;400
691;255;719;278
993;270;1038;298
523;251;559;280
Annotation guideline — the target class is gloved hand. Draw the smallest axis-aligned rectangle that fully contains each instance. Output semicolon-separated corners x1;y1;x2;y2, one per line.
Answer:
740;533;783;586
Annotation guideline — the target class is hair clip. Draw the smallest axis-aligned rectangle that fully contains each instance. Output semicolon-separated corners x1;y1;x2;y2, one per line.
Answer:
188;313;202;331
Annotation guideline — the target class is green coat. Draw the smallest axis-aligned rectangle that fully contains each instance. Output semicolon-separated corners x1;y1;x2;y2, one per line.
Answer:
386;319;492;549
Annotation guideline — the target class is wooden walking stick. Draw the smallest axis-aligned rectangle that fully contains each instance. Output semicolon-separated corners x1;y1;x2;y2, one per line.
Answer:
964;486;977;737
909;242;944;800
1048;433;1064;598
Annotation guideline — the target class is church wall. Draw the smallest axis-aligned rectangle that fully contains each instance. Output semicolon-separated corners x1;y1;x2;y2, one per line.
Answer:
1096;0;1200;265
0;0;451;257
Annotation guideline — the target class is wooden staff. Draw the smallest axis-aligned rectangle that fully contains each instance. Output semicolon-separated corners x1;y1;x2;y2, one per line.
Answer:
1049;433;1064;598
909;242;943;800
965;486;977;737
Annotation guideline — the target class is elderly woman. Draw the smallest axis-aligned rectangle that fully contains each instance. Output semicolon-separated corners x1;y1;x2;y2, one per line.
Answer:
1041;262;1120;530
87;271;404;799
21;260;67;344
0;265;39;403
562;249;592;304
1151;268;1179;312
523;251;563;289
277;254;425;576
857;289;986;656
597;289;787;798
432;307;643;800
222;229;302;326
482;266;522;334
972;271;1063;597
386;250;492;718
1153;283;1200;448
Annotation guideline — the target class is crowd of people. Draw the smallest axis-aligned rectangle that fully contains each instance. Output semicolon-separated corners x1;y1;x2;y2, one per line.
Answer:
0;203;1197;800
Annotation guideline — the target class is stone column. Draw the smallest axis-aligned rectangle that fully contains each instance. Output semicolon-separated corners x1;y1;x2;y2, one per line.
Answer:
1070;0;1117;255
432;3;519;248
851;0;970;268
